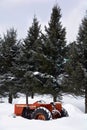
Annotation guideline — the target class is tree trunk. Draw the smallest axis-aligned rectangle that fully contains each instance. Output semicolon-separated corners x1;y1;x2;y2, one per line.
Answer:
85;86;87;113
8;93;12;104
26;93;29;105
31;92;34;99
53;95;57;102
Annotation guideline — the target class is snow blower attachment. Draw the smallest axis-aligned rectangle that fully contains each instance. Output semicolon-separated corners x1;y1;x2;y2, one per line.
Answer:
14;100;68;120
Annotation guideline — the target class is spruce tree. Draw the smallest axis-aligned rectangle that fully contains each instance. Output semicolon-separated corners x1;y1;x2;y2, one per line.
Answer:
42;5;66;101
77;11;87;113
17;16;43;103
63;42;85;96
44;5;66;76
0;28;19;103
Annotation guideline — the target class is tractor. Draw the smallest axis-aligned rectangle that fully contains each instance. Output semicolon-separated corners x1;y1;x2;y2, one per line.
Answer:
14;100;68;120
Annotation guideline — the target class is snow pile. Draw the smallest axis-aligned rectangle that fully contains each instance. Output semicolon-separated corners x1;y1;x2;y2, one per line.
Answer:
62;94;85;112
0;95;87;130
63;104;83;116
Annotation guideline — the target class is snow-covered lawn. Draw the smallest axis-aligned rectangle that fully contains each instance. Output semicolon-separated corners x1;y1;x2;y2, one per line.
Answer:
0;94;87;130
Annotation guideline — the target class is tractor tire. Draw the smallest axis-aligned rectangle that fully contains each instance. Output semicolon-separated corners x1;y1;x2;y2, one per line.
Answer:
22;107;30;119
31;107;52;120
61;108;69;117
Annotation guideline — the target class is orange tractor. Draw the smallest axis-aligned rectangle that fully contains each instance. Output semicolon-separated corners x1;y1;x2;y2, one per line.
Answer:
14;100;68;120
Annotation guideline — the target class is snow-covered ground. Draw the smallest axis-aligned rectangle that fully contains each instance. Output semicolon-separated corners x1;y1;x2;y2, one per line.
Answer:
0;94;87;130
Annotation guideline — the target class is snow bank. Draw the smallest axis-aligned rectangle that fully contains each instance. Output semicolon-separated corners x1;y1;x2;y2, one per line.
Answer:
63;104;83;116
62;94;85;112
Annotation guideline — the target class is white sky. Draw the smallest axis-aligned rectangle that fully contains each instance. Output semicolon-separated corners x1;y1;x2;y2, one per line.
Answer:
0;0;87;43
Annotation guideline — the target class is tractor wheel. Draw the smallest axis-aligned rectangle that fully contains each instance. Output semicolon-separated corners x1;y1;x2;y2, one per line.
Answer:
22;107;30;119
31;107;52;120
61;108;69;117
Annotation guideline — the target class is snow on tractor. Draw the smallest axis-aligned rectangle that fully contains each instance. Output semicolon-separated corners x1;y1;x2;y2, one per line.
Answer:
14;100;68;120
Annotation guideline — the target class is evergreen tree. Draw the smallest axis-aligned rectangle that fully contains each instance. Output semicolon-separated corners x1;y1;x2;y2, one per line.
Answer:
15;16;43;104
0;28;19;103
44;5;66;76
77;11;87;113
63;42;85;96
42;5;66;101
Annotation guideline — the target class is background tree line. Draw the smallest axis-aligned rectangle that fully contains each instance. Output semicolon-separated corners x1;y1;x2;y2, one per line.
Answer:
0;4;87;113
